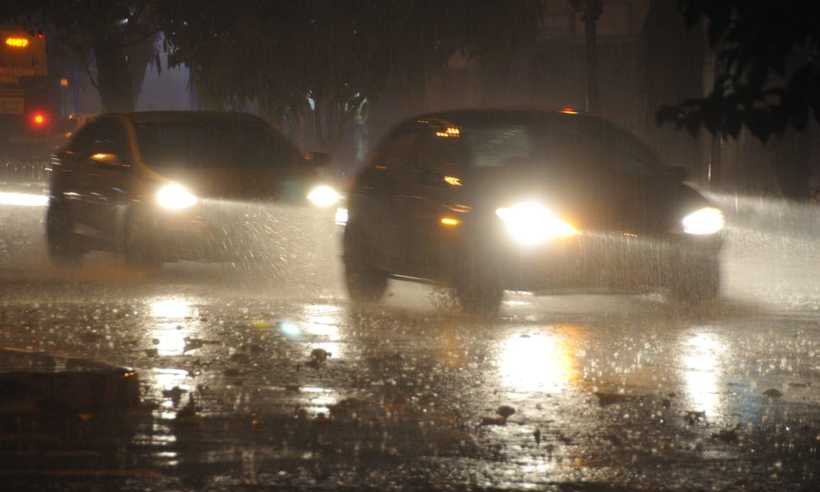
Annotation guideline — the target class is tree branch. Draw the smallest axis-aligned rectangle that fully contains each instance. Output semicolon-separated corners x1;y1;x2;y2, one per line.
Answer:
83;56;99;90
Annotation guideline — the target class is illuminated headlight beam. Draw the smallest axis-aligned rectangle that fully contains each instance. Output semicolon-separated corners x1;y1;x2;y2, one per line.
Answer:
0;191;48;207
682;207;724;235
307;185;341;208
496;201;577;246
156;183;198;210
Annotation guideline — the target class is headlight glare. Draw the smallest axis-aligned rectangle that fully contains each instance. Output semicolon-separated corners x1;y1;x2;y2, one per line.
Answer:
682;207;724;235
156;183;198;210
307;185;341;208
496;201;577;246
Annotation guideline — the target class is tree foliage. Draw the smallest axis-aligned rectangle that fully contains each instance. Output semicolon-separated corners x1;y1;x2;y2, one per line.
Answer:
657;1;820;141
159;0;545;147
0;0;160;112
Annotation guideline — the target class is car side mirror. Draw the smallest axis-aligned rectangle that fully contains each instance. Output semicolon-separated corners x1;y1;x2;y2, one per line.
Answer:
304;151;330;168
666;166;688;182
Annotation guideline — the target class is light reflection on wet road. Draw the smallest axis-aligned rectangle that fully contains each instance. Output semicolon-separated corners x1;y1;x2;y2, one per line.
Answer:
0;186;819;490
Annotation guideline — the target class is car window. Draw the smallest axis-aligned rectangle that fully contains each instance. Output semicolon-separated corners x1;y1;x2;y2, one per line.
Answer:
91;118;130;158
460;117;603;176
65;120;100;155
464;124;532;168
134;119;298;169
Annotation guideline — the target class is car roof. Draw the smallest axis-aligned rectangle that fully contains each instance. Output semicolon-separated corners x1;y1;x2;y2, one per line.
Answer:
407;108;600;129
100;111;268;126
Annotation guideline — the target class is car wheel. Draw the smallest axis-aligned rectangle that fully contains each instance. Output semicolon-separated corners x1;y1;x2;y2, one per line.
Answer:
45;201;84;267
124;208;163;270
668;253;720;304
453;255;503;317
343;222;388;303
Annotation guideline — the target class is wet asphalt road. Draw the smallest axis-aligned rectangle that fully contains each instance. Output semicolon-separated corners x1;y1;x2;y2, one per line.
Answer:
1;183;819;491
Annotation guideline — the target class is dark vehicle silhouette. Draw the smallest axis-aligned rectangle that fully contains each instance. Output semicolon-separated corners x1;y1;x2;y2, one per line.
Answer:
343;109;724;314
46;111;339;267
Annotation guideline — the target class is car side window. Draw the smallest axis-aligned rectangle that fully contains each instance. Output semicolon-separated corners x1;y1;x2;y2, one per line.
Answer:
91;119;131;159
65;121;100;156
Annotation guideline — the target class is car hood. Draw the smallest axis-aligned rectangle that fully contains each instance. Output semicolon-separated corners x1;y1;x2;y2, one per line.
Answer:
147;166;316;201
460;165;708;233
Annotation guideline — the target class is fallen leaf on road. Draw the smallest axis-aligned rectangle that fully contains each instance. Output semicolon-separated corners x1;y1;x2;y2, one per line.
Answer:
496;405;516;420
684;411;706;425
162;386;186;406
712;427;741;443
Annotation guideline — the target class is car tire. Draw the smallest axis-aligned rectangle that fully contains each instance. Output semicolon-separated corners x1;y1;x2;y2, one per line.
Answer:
453;255;503;318
45;201;84;267
124;208;163;270
343;222;388;303
668;253;720;304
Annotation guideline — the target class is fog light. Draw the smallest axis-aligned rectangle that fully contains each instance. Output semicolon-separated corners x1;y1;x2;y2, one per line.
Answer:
156;183;198;210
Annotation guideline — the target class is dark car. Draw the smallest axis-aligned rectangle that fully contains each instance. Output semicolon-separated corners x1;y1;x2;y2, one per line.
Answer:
343;109;725;314
46;111;341;267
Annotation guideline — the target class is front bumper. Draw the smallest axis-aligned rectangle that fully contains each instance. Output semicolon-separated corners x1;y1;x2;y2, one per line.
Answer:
467;230;723;293
138;200;337;263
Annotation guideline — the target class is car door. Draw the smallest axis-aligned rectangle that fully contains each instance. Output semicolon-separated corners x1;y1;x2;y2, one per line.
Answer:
351;128;419;272
82;117;134;243
53;120;104;239
397;128;468;279
51;121;95;210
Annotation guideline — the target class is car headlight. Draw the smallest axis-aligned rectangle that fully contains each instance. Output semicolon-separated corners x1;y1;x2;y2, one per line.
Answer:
307;185;341;208
495;201;577;246
682;207;724;235
156;183;198;210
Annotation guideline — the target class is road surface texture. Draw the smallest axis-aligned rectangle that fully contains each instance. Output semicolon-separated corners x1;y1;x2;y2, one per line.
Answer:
0;182;819;491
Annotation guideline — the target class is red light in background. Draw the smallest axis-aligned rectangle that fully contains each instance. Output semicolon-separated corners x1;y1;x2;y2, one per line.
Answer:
29;111;49;129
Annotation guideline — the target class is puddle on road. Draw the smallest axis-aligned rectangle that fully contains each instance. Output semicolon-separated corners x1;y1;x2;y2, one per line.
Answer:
0;284;819;489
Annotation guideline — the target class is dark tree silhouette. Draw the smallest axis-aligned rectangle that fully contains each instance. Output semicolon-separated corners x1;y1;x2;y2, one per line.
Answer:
657;1;820;142
1;1;160;112
159;0;545;148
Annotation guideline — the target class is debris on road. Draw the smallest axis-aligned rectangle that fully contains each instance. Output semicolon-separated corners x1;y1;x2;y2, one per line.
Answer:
684;411;707;425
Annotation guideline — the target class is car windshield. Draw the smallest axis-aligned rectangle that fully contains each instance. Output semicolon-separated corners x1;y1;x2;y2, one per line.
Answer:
462;124;539;169
459;117;663;176
135;119;294;168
